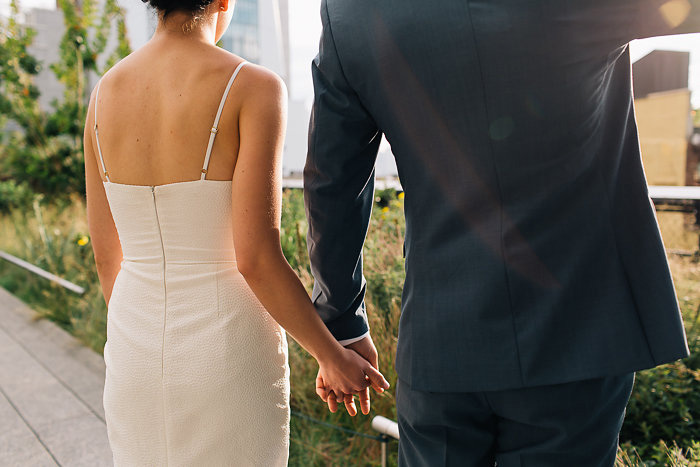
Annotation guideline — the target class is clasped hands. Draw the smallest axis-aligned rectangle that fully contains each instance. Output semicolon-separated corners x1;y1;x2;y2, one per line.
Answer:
315;335;390;416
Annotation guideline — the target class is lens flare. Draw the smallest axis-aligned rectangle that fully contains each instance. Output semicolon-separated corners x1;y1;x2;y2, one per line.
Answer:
659;0;691;28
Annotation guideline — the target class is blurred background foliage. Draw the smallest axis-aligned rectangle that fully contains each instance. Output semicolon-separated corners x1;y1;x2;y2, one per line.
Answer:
1;1;699;465
0;0;130;208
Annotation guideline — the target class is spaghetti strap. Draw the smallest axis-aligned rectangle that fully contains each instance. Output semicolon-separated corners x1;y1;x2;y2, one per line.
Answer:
201;61;247;180
94;81;111;182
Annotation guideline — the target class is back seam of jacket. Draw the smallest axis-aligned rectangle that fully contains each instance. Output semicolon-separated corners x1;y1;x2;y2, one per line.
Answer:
465;2;525;386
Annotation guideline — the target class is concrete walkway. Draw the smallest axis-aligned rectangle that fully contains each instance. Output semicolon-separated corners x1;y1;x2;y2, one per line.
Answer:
0;287;112;466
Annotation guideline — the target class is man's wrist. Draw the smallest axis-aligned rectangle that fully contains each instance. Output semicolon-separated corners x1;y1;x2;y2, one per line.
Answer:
338;331;370;347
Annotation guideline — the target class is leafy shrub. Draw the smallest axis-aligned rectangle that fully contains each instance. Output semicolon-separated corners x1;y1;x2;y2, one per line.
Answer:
0;0;130;200
0;198;107;351
618;440;700;466
619;258;700;461
621;362;700;458
0;180;34;212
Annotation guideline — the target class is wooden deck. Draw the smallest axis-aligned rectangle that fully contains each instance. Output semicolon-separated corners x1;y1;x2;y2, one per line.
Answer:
0;287;112;466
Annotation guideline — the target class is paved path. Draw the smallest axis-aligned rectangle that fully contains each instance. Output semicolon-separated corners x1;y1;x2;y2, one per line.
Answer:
0;287;112;466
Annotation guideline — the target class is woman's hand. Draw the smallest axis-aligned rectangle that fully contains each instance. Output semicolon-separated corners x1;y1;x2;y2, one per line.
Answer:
316;348;389;416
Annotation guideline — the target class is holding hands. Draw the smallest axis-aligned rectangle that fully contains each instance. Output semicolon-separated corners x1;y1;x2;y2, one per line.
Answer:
315;335;389;416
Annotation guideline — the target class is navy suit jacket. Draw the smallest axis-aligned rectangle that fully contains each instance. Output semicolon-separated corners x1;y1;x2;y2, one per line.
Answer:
304;0;696;392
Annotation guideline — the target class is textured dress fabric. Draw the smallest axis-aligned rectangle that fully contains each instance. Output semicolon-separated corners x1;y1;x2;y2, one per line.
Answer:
96;63;291;466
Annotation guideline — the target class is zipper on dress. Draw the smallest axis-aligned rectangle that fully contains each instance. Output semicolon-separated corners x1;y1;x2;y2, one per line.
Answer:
151;186;170;464
151;185;167;355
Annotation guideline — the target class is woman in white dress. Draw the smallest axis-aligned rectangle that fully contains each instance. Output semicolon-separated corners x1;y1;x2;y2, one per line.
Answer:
84;0;389;464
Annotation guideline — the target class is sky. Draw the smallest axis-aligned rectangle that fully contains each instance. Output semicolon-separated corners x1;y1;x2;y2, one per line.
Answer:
288;0;323;100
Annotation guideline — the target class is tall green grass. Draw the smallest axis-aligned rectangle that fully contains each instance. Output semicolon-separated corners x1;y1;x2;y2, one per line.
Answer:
0;196;107;351
1;189;699;466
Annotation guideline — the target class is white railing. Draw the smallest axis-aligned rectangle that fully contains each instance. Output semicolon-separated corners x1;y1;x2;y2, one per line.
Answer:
283;178;403;191
372;416;400;467
0;250;85;295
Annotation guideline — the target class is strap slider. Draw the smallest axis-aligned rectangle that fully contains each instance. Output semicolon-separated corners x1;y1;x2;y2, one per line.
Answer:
104;171;109;177
201;169;208;174
211;127;218;134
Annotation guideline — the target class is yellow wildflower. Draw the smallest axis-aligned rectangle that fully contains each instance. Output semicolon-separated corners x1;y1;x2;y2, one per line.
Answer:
398;192;405;200
77;236;89;246
381;206;390;213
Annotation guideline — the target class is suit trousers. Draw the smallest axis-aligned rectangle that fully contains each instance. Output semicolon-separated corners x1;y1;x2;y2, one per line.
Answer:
396;373;635;467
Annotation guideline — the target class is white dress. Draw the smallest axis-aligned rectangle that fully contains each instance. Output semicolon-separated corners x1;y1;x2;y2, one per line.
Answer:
95;62;290;466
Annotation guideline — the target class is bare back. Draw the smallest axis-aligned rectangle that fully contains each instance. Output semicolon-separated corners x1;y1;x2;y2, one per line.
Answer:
91;39;246;186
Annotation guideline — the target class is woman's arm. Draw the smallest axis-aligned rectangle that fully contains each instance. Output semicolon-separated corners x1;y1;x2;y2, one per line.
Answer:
84;86;123;307
231;65;388;414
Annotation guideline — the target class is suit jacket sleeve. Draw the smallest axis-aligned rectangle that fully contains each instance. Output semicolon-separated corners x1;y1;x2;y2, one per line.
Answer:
304;0;382;342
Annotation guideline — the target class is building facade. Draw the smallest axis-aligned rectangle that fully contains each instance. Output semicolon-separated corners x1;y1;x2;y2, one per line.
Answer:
24;7;64;111
221;0;290;85
633;51;695;186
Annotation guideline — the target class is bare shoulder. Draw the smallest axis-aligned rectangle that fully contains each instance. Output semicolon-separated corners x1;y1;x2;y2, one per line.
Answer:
94;49;137;86
235;64;287;149
236;63;288;108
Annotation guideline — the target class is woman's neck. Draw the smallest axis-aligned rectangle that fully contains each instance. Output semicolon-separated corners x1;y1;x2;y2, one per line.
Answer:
153;12;218;46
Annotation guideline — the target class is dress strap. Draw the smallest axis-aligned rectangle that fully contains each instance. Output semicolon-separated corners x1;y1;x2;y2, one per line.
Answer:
93;81;111;182
201;61;247;180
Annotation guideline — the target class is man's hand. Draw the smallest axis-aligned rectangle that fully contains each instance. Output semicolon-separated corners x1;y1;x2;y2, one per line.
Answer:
315;334;386;416
348;335;383;415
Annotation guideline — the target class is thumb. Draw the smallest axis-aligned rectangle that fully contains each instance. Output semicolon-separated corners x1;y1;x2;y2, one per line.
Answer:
316;372;329;402
363;364;390;393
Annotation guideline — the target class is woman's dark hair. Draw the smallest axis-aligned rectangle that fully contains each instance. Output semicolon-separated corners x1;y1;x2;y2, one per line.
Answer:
141;0;215;19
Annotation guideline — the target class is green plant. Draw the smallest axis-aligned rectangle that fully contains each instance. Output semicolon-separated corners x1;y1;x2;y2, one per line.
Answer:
0;180;35;212
0;0;41;132
0;197;107;351
0;0;131;199
621;362;700;459
280;188;310;273
618;440;700;466
618;256;700;461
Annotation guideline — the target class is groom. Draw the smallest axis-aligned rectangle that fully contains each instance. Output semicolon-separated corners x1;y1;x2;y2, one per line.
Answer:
305;1;698;465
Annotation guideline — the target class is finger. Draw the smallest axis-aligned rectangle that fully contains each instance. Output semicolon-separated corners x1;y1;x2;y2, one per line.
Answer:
316;374;329;402
326;392;338;413
358;387;370;415
344;394;357;417
327;398;337;413
364;366;390;393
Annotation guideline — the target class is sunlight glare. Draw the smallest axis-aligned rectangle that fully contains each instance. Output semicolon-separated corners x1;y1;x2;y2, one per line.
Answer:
659;0;692;28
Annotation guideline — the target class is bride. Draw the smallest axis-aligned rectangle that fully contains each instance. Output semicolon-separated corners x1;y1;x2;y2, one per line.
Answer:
83;0;389;464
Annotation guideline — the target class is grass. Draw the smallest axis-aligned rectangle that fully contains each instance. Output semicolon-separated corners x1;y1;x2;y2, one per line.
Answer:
0;196;107;351
0;189;698;466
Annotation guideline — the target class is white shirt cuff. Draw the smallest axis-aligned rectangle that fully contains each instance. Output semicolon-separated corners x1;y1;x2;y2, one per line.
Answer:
338;331;370;347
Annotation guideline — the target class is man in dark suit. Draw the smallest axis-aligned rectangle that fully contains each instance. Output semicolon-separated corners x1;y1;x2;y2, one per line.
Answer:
304;1;698;464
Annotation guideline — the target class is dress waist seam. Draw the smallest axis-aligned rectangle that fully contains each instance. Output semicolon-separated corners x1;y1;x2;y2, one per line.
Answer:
123;259;237;265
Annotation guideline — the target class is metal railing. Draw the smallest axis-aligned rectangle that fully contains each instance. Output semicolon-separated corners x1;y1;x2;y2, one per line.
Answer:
283;178;403;191
290;411;398;467
372;416;400;467
0;250;85;295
